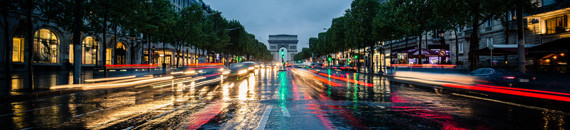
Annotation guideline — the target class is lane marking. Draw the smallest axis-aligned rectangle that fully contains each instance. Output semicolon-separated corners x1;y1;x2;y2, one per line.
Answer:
257;105;273;130
123;126;134;130
281;106;290;117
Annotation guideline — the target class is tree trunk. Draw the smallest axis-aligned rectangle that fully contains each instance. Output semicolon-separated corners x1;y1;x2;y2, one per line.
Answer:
24;0;34;91
504;12;510;45
113;24;118;64
369;44;374;74
3;6;12;92
454;28;459;64
102;7;108;77
72;0;84;84
175;44;179;68
418;34;422;64
194;46;198;64
469;6;481;70
516;1;526;73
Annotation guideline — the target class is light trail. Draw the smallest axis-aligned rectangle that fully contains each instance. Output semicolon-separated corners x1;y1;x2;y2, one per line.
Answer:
84;75;137;83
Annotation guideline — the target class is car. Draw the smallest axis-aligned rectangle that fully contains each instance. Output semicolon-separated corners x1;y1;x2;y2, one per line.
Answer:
471;68;536;87
310;63;324;69
228;63;251;77
285;61;292;67
241;61;258;71
340;65;357;72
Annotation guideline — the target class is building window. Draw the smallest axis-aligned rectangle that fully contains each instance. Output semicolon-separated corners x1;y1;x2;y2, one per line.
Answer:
458;42;464;54
486;38;494;48
546;15;568;34
270;46;276;49
486;20;493;27
82;36;98;64
290;46;296;49
12;37;24;62
34;29;59;63
106;48;112;65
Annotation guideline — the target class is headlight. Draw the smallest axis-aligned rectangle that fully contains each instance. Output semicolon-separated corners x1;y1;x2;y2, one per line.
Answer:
219;68;224;71
184;70;196;75
222;70;230;75
238;69;248;75
171;71;184;75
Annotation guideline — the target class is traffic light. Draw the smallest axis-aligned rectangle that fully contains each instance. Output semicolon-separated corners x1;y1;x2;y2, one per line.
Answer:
280;50;284;55
328;57;332;61
354;55;358;59
298;60;301;63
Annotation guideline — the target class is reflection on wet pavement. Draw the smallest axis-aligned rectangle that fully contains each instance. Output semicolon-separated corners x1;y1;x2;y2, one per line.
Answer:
0;68;568;129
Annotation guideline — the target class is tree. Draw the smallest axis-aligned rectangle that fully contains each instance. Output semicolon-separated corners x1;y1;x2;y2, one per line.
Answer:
346;0;381;73
39;0;89;83
1;0;18;91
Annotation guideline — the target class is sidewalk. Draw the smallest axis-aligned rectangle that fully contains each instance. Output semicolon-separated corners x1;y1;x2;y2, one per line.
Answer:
0;68;175;99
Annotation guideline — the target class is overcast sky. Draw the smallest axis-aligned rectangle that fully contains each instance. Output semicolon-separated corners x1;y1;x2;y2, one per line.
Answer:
207;0;352;51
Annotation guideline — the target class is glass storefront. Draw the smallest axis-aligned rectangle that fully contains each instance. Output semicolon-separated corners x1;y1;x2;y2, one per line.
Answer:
82;36;98;64
34;29;59;63
12;37;24;62
70;36;98;64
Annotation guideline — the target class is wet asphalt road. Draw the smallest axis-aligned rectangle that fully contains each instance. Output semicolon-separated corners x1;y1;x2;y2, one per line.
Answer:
0;67;569;129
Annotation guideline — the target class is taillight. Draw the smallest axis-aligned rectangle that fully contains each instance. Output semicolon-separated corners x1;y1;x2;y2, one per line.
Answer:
503;76;516;79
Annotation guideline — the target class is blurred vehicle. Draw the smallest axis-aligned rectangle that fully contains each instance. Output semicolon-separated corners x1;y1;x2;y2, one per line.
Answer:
310;63;324;69
471;68;536;87
228;63;250;77
285;61;292;67
340;65;357;72
242;61;257;71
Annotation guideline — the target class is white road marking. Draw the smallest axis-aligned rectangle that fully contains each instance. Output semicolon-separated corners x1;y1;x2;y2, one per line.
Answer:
257;105;273;130
281;106;290;117
123;126;134;130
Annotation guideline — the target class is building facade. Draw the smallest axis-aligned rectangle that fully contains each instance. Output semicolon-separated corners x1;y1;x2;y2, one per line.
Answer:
268;34;298;62
1;1;213;71
378;0;569;73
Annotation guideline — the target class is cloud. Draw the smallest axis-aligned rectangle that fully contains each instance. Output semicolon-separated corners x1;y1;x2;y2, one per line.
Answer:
206;0;351;51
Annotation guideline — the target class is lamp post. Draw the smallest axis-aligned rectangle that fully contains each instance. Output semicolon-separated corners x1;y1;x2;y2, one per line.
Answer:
438;30;446;64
